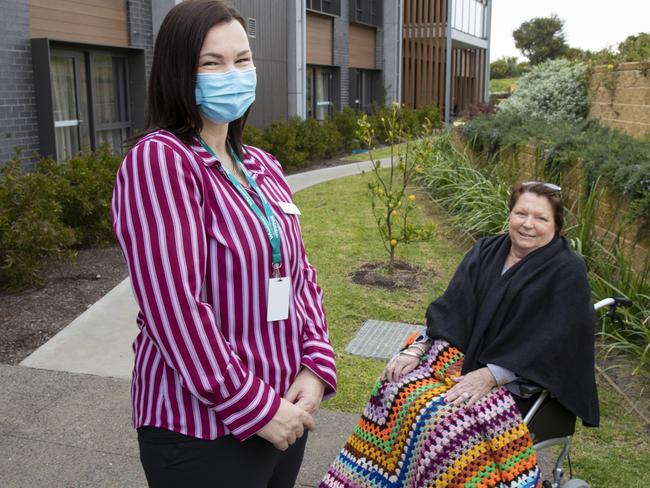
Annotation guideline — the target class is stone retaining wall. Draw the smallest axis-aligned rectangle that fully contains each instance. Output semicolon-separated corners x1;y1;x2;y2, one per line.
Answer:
589;62;650;138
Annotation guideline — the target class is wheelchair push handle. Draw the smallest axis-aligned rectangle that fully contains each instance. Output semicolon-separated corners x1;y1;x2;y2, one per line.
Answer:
593;296;632;311
594;296;633;327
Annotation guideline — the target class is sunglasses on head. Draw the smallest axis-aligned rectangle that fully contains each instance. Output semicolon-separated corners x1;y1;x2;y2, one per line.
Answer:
521;181;562;193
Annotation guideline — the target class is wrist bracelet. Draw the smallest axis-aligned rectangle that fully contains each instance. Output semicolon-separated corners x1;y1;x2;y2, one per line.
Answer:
409;343;428;355
398;350;421;359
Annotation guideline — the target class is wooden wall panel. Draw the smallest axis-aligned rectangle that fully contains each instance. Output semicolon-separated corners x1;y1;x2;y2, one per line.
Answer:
306;12;333;65
450;47;486;114
29;0;128;46
349;24;376;69
402;0;447;112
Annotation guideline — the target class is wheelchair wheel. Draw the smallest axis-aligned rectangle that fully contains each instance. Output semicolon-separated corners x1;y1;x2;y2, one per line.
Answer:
563;479;590;488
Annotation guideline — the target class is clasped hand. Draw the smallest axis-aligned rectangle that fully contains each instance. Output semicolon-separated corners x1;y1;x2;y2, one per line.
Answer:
257;368;325;451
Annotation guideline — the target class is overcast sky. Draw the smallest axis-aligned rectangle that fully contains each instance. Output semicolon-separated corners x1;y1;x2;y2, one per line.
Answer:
490;0;650;62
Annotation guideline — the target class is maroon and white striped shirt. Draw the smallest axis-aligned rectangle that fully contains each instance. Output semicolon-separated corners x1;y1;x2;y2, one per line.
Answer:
112;130;337;441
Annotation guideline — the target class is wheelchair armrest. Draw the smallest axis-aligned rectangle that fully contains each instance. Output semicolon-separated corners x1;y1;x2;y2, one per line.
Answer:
518;382;544;396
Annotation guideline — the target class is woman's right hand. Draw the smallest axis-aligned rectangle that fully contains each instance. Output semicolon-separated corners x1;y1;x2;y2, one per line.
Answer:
257;398;316;451
382;353;420;383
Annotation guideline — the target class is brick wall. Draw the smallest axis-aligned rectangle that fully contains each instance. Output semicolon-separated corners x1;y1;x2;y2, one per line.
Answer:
333;2;350;109
589;62;650;138
127;0;154;85
0;0;40;169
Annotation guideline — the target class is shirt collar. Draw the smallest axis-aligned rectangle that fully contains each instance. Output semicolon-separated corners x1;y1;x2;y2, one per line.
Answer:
192;137;266;179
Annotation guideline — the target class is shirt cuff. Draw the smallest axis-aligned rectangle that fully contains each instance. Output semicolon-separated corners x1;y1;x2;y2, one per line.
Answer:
301;343;337;400
211;373;281;441
487;363;517;387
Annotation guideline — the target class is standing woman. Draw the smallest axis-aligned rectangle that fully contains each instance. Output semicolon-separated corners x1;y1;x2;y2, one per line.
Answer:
112;1;336;486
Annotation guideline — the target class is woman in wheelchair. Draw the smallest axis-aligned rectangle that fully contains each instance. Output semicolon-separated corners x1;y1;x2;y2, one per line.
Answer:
320;181;599;488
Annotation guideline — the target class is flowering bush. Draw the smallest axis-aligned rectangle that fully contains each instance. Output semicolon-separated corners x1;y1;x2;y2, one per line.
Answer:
498;59;589;124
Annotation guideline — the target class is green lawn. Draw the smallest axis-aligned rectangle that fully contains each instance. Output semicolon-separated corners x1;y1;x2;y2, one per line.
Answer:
293;171;650;487
490;77;518;93
342;143;408;162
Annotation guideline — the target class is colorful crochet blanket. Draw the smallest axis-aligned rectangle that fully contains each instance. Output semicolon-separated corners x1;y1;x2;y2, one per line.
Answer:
320;340;541;488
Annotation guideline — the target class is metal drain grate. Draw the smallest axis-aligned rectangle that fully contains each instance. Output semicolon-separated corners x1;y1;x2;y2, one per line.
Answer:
345;320;425;361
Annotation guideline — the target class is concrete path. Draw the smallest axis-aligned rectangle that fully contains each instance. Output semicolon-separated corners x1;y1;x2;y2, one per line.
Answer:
0;364;357;488
20;157;391;379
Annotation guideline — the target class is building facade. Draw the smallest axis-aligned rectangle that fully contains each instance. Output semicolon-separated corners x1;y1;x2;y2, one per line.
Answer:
401;0;491;120
1;0;490;168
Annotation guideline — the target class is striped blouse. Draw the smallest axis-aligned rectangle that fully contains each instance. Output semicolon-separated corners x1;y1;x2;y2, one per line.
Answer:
112;130;337;441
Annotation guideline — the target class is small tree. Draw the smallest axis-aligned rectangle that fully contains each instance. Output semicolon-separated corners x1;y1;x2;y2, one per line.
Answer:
513;14;569;65
356;104;435;273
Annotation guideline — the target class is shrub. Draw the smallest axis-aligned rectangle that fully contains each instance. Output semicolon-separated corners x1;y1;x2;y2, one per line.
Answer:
415;104;442;129
262;117;308;171
243;125;267;149
498;59;589;124
460;112;650;228
332;107;360;151
297;119;344;160
39;144;121;246
368;104;440;144
490;56;527;79
0;157;75;290
458;102;496;121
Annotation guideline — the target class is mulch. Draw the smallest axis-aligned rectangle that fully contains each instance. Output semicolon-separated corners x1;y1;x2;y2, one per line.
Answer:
0;246;128;365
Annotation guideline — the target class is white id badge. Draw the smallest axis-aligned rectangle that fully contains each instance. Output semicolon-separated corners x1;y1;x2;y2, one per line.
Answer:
278;201;301;215
267;277;291;322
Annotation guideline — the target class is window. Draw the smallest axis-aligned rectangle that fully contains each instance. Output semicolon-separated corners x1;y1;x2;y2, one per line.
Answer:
51;50;131;158
92;54;131;154
50;52;90;161
350;0;382;26
306;0;341;16
32;39;143;162
306;66;335;120
350;69;380;114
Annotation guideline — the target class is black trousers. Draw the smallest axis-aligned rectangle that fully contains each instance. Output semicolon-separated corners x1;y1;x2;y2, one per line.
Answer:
137;427;308;488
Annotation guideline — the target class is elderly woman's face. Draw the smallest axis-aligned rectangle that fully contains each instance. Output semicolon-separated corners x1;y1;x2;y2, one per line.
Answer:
508;192;556;256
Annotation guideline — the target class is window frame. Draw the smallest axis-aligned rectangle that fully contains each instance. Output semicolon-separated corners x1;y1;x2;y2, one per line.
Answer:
349;0;382;27
306;0;341;17
31;38;145;161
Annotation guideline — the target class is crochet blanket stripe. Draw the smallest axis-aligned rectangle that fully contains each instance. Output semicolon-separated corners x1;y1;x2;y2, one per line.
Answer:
320;340;541;488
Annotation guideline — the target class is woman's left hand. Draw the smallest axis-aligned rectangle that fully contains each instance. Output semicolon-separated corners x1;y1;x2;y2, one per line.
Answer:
444;367;497;408
284;368;326;415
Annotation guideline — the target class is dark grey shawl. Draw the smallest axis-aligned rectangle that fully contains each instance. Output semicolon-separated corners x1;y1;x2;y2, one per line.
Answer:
425;234;599;426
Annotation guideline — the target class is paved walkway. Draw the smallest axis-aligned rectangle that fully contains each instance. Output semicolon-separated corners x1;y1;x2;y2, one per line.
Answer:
3;158;391;488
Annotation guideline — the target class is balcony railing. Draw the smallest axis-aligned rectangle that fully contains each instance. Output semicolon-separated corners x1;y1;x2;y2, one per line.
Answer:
450;0;488;39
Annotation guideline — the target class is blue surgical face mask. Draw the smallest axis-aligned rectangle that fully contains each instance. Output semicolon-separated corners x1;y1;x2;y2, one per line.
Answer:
195;67;257;124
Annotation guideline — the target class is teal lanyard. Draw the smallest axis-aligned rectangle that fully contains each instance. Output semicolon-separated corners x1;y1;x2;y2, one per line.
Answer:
199;137;282;277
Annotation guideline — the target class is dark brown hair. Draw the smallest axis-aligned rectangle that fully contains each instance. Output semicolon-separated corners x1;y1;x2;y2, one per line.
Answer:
143;0;249;158
509;181;564;233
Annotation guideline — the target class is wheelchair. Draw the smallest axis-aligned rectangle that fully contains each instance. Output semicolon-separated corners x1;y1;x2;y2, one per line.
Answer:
520;296;632;488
